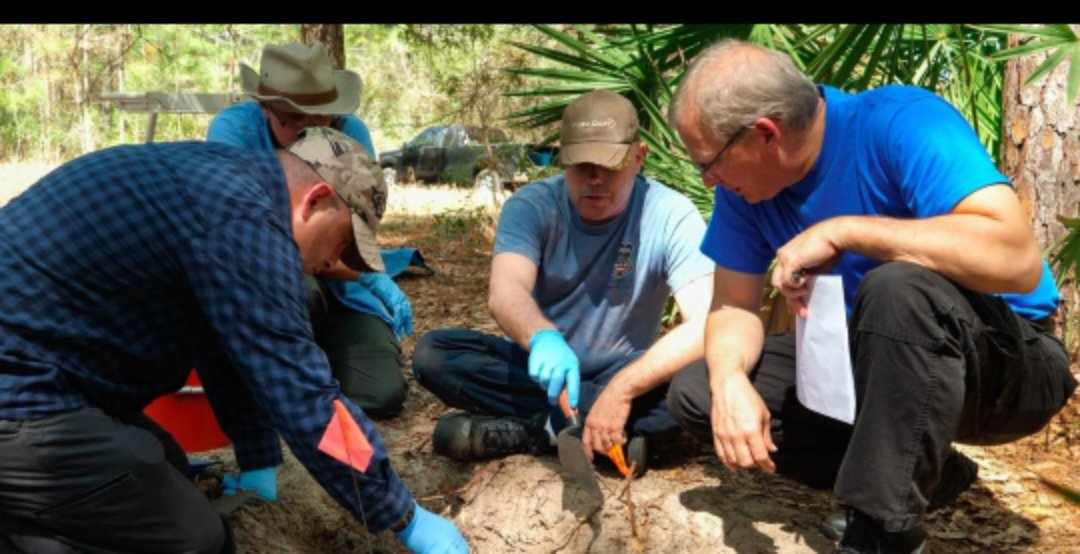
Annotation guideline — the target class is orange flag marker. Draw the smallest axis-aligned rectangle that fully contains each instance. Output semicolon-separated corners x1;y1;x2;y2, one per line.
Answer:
318;398;374;473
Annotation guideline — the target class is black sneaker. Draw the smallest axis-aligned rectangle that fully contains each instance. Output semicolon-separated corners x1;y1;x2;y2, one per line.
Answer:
838;509;926;554
821;449;979;540
433;411;552;461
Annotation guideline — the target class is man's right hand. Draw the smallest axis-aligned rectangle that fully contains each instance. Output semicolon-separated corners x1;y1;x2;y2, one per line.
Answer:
396;504;470;553
710;371;777;472
527;329;581;407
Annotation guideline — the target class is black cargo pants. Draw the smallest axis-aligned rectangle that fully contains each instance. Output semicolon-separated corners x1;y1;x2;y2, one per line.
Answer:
0;407;232;554
668;262;1078;532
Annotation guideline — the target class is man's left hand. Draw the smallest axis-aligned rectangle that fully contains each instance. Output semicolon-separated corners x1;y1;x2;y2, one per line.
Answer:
582;384;632;463
772;221;843;317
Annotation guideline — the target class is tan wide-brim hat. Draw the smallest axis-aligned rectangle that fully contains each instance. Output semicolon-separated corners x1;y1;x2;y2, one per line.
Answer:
241;43;361;116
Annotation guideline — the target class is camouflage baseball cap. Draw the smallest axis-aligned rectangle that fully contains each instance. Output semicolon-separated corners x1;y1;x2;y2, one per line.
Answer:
288;127;387;272
558;90;639;169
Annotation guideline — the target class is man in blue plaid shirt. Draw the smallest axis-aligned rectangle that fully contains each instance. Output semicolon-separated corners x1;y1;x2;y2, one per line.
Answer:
0;128;468;554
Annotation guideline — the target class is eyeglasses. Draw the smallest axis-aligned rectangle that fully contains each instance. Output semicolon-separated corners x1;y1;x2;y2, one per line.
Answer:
693;126;749;176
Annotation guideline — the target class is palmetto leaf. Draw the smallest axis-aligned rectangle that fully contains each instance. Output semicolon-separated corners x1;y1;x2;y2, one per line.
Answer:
978;24;1080;104
1051;216;1080;287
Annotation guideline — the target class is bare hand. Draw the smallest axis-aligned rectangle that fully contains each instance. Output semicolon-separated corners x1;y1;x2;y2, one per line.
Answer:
710;372;777;472
772;222;842;317
582;384;631;463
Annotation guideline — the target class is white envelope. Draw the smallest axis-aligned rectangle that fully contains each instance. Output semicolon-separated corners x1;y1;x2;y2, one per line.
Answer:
794;275;856;424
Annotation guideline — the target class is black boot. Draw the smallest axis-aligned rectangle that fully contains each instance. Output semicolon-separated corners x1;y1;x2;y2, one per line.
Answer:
822;448;978;540
837;509;926;554
433;411;553;461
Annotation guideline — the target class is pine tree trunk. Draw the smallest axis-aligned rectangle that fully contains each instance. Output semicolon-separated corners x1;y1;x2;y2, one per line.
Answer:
300;24;345;69
1003;26;1080;357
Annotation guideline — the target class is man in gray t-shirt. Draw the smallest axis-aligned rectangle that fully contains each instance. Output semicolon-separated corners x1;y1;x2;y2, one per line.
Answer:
413;90;714;470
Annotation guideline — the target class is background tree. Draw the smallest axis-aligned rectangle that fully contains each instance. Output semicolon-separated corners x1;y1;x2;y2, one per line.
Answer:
301;24;345;69
999;25;1080;356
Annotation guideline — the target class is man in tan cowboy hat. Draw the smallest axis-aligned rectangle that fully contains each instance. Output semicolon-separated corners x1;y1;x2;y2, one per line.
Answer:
413;90;714;475
208;42;413;496
0;128;469;554
213;42;371;152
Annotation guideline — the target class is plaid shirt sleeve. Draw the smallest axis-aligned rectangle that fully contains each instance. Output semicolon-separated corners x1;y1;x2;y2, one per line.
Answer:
182;213;414;532
196;357;282;471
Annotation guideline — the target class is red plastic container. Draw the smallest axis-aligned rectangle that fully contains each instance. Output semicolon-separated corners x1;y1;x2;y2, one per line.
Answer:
144;370;232;453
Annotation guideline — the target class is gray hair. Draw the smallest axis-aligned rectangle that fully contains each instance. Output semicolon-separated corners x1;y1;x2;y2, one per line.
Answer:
669;39;819;143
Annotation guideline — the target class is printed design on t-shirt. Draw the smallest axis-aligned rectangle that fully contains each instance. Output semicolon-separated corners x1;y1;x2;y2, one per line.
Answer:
613;241;634;281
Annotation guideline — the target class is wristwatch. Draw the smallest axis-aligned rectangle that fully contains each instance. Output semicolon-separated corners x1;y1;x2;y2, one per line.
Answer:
390;501;417;534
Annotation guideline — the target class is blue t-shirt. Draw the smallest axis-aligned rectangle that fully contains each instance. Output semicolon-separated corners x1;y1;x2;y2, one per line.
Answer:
701;85;1059;321
206;101;397;327
495;174;715;376
207;100;376;158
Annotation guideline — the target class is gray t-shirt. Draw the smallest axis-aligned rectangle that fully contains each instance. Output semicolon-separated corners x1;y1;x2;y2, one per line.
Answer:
493;173;714;376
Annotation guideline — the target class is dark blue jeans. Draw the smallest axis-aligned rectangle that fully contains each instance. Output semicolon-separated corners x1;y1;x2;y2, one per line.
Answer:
668;262;1078;532
413;328;689;441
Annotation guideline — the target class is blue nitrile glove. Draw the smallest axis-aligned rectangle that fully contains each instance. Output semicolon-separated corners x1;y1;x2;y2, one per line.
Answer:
359;272;414;339
528;329;581;408
396;504;470;554
221;467;277;501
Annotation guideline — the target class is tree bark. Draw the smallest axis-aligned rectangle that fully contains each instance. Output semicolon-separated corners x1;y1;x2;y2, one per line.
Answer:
1003;25;1080;357
300;24;345;69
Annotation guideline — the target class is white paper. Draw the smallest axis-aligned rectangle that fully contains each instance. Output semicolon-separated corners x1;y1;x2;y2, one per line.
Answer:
794;275;856;424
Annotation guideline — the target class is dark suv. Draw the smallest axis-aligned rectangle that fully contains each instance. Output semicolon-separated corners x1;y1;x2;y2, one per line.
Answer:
378;124;555;187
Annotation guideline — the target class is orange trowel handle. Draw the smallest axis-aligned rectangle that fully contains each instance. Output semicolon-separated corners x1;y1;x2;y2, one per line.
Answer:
559;390;634;478
607;443;632;477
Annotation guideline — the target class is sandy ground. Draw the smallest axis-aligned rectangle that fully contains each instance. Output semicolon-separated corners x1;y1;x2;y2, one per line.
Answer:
2;164;1078;553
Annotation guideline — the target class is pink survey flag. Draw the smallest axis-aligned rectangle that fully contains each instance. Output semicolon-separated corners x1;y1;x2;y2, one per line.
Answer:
317;398;374;473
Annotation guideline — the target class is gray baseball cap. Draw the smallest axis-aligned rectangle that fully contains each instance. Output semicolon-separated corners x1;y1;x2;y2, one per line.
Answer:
287;127;386;272
558;90;639;169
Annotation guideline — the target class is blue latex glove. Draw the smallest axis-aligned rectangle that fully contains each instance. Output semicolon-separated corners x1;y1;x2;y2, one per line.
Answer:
528;329;581;408
397;504;470;554
222;467;277;501
359;272;414;339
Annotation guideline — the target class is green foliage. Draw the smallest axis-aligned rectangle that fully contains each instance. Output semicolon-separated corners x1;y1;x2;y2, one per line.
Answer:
977;24;1080;104
0;24;553;162
351;25;555;150
1051;216;1080;287
0;24;292;160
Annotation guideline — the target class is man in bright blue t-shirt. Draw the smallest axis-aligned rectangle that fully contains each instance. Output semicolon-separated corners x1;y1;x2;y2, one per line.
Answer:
208;43;412;426
667;39;1076;554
